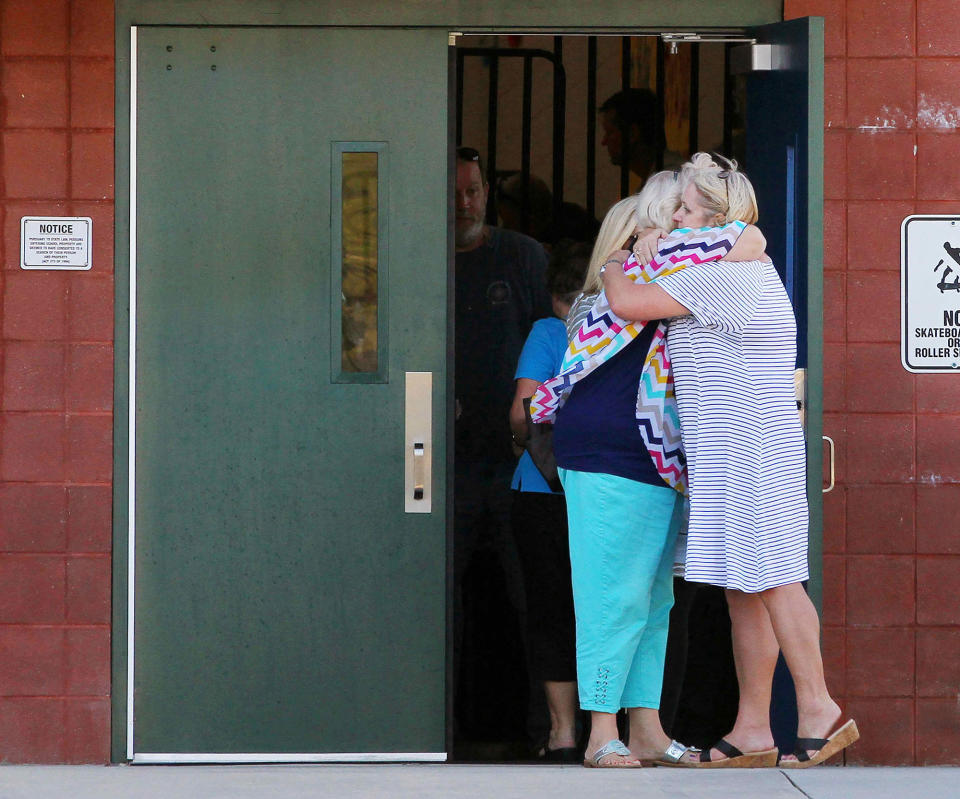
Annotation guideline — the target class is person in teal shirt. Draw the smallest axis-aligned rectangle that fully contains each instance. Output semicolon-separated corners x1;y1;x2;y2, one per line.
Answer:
508;240;591;761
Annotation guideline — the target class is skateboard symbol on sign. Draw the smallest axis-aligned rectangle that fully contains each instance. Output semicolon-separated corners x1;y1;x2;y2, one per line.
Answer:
933;242;960;293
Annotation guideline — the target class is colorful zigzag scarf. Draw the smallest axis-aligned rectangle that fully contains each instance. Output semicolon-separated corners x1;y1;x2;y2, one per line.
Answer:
528;220;746;494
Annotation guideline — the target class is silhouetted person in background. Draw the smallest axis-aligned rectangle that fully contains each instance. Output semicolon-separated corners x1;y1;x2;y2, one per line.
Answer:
496;172;600;250
599;88;670;192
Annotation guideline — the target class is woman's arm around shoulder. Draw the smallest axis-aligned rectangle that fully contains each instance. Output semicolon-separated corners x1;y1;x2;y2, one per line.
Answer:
727;223;767;262
602;250;691;322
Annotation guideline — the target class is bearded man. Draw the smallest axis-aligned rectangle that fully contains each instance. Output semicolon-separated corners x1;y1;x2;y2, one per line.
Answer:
452;145;551;749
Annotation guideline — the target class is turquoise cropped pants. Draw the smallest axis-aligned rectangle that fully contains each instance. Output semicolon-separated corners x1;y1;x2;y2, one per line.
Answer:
559;468;681;713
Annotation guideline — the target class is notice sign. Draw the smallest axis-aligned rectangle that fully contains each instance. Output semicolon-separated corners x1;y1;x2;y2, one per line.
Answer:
20;216;92;270
901;215;960;373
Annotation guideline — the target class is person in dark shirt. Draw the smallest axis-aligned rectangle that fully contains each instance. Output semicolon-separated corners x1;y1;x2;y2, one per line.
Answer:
453;146;552;749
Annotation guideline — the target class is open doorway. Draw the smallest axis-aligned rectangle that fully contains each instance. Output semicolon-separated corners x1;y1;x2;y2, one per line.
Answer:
450;32;750;762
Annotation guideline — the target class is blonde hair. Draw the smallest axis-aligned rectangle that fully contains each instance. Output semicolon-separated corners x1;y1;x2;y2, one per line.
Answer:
681;152;759;225
581;171;682;294
582;196;639;294
636;170;683;231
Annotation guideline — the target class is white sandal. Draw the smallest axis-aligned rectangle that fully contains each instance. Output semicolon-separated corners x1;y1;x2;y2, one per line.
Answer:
583;739;643;768
648;739;701;767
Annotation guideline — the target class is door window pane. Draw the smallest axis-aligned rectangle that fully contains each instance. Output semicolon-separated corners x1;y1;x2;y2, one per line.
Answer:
340;151;379;374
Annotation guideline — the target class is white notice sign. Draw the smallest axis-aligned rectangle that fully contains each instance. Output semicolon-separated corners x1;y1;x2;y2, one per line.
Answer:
902;215;960;372
21;216;92;270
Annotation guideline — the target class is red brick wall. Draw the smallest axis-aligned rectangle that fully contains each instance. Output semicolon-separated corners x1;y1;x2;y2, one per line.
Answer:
0;0;956;766
787;0;960;766
0;0;114;763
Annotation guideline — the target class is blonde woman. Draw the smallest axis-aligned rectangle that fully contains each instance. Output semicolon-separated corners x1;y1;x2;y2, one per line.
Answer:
561;172;696;746
564;198;634;340
602;154;857;769
564;172;681;337
550;171;748;768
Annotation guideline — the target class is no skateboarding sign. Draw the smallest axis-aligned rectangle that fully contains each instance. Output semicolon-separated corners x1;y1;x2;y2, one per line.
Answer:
901;215;960;373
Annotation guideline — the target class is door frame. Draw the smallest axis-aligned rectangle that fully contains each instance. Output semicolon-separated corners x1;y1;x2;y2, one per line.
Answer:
113;0;805;763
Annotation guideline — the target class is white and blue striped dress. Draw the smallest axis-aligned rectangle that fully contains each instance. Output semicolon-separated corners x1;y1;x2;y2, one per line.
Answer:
656;259;809;592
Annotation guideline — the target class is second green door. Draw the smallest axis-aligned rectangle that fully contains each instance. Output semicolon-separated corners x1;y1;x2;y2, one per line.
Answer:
130;25;449;760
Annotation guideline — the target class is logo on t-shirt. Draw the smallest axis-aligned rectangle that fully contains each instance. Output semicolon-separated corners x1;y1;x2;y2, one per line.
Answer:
486;280;511;306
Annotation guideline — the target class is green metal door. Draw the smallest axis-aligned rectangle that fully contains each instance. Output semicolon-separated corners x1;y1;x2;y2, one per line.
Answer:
129;26;448;761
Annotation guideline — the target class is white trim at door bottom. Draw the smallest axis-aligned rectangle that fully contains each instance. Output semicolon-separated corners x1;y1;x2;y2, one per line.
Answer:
132;753;448;764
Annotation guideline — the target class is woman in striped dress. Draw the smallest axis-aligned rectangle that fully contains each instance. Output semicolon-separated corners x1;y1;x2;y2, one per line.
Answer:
602;154;858;769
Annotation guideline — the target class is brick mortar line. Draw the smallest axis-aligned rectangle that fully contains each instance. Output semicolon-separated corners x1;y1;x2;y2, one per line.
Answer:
0;552;111;557
0;341;117;346
0;268;114;280
843;553;954;558
826;56;960;61
1;201;114;208
834;53;960;58
0;409;114;414
836;552;960;558
4;407;116;415
0;695;111;700
0;553;115;559
841;625;950;630
1;48;7;484
0;55;113;62
0;480;110;485
837;412;953;418
2;198;114;203
0;622;110;632
837;481;960;487
914;0;920;62
1;196;115;204
828;127;960;134
2;127;115;133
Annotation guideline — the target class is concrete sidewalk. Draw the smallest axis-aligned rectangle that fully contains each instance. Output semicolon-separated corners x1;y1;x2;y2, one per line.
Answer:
0;764;955;799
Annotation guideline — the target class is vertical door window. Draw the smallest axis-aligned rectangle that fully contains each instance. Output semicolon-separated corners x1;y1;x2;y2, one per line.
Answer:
333;143;388;381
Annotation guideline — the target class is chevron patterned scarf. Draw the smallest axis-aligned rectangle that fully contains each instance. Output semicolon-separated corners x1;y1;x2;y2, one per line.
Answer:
528;221;746;494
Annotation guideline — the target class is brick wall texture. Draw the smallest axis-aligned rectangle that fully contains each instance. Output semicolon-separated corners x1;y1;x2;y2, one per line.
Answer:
786;0;960;767
0;0;114;764
0;0;957;765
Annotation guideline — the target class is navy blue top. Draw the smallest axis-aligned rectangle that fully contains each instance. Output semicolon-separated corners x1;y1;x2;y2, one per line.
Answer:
553;323;663;486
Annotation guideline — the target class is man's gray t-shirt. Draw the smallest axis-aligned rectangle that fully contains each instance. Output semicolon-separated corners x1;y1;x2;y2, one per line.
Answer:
455;227;551;463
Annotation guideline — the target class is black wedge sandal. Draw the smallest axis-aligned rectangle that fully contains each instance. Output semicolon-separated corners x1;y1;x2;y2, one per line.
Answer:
695;738;779;768
779;718;860;769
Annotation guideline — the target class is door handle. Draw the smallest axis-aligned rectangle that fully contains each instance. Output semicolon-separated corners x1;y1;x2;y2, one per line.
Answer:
405;372;432;513
822;435;835;494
